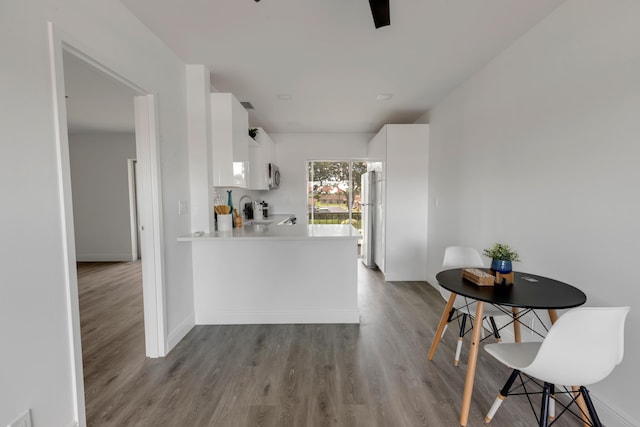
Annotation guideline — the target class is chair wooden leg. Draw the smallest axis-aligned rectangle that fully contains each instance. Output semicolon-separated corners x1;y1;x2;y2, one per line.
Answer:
573;385;593;427
485;369;520;423
549;384;556;422
580;386;603;427
460;302;484;427
428;293;457;361
441;307;456;338
454;313;467;366
539;383;552;427
512;307;522;343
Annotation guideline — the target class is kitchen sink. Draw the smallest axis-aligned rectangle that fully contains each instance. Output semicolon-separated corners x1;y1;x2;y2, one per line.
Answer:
246;219;274;225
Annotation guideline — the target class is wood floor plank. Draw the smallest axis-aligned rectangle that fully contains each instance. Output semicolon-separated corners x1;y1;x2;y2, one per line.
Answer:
78;261;583;426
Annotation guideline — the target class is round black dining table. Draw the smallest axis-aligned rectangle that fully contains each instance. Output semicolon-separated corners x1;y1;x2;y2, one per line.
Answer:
436;268;586;309
428;268;587;426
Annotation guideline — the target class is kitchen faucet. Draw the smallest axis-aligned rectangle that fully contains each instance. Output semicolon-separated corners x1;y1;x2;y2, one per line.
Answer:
238;195;253;220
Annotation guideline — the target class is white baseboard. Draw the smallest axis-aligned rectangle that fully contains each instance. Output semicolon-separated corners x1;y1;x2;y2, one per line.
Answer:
427;274;439;290
195;310;360;325
75;253;135;262
166;312;195;352
592;394;638;427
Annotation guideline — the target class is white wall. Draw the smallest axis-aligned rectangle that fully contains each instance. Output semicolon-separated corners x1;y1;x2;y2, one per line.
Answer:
69;132;136;261
426;1;640;425
267;133;372;221
0;1;193;426
414;111;430;124
186;64;213;233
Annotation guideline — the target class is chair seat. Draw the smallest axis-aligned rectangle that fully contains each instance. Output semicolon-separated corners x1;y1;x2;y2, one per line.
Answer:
485;341;541;370
486;307;629;387
484;307;629;427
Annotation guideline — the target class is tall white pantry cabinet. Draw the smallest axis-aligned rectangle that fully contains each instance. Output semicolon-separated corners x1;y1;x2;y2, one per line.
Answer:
368;124;429;281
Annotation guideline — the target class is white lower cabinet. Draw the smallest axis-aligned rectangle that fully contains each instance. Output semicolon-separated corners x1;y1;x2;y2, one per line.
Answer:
189;231;360;325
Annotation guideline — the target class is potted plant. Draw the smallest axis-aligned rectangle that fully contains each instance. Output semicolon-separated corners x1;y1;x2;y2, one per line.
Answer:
483;243;520;273
248;128;258;140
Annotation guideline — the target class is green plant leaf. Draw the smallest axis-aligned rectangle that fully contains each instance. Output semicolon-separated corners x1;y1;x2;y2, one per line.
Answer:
483;243;520;261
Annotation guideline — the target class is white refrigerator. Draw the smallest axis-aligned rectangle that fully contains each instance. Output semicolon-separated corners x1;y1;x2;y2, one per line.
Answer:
361;171;376;268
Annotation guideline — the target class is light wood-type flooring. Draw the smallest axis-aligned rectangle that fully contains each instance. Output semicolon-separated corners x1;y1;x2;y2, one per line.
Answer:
78;261;584;427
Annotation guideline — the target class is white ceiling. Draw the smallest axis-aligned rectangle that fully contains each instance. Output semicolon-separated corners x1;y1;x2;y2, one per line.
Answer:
66;1;565;134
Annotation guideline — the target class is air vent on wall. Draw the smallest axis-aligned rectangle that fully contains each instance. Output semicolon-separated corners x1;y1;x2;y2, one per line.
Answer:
241;101;255;109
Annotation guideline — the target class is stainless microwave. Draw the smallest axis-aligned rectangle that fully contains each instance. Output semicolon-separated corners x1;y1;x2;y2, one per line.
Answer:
268;163;280;189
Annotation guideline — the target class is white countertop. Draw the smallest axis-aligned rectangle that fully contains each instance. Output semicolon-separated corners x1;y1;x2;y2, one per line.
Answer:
178;223;361;241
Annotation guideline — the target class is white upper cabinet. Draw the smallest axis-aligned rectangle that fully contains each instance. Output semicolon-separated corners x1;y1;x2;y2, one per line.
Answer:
248;127;275;190
211;93;249;187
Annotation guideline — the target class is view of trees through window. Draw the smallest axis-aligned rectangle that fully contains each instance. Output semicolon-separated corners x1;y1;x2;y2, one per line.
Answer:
307;161;367;235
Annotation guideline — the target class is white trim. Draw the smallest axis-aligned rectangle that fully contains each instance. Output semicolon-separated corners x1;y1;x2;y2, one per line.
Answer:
75;254;138;262
592;395;638;427
134;95;167;358
428;274;438;290
167;313;196;351
47;22;85;427
127;158;139;261
196;310;361;325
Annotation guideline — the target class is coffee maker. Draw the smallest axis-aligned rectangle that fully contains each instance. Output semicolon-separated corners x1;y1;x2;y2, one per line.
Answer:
243;202;254;220
253;201;263;220
246;201;269;219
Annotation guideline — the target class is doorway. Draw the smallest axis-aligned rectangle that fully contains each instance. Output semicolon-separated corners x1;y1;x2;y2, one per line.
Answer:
48;24;166;425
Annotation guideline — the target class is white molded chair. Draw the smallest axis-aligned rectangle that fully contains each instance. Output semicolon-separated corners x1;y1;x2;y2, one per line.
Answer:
440;246;509;366
484;306;630;427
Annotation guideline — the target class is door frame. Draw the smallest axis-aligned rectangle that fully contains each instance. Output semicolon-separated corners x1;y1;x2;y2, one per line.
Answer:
133;94;167;357
47;22;167;426
127;159;140;261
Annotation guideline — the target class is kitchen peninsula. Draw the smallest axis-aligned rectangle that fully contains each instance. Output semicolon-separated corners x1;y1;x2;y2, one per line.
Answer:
178;222;361;325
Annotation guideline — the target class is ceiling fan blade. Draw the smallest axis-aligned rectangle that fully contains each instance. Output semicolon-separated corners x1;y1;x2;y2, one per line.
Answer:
369;0;390;28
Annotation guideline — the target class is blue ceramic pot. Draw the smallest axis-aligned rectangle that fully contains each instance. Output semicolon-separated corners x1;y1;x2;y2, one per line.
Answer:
491;259;512;274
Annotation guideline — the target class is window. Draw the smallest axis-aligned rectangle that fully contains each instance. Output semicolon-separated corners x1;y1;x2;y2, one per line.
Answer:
307;160;367;235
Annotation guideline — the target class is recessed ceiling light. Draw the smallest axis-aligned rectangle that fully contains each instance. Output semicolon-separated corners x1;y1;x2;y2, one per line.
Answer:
277;94;292;100
376;93;393;101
